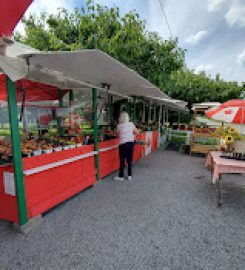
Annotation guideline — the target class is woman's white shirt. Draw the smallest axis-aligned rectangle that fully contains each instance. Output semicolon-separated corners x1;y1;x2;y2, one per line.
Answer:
117;122;135;144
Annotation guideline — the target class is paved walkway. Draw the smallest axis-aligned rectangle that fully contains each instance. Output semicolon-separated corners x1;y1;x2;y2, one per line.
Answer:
0;149;245;270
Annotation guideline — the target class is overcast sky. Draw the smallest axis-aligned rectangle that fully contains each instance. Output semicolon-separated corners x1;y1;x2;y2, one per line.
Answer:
16;0;245;83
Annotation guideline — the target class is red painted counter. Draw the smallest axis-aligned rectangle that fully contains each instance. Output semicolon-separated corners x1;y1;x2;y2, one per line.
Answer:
0;131;160;224
99;139;119;178
0;145;96;223
133;133;145;162
0;165;18;223
152;130;159;152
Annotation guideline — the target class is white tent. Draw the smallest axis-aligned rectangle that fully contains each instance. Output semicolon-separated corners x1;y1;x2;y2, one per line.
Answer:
0;42;188;111
144;95;188;113
18;50;169;99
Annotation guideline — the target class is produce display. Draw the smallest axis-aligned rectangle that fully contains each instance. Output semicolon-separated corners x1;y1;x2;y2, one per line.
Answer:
136;122;158;131
0;134;86;162
0;143;12;161
0;127;119;163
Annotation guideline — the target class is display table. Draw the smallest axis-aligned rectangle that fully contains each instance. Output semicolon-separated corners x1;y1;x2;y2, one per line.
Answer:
190;133;219;155
133;133;146;162
0;145;96;223
0;131;160;224
99;139;119;178
205;151;245;206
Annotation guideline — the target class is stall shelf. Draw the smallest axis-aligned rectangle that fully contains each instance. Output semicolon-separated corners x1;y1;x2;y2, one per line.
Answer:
99;139;119;178
133;133;146;162
0;145;96;223
190;103;220;155
0;129;161;224
98;132;158;178
151;130;159;152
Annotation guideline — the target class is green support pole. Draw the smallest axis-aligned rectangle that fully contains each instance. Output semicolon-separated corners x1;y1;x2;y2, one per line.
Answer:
127;99;131;117
69;90;74;128
148;102;151;125
92;88;100;180
142;101;146;123
58;89;63;107
58;89;64;135
110;95;113;124
6;77;28;225
132;96;136;123
158;105;162;131
162;106;165;125
108;94;113;126
69;89;74;106
153;104;156;123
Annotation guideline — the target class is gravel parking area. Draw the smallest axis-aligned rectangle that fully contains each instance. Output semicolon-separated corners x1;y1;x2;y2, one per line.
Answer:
0;149;245;270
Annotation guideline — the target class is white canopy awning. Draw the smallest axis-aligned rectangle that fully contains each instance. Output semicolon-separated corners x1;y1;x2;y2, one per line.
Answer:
18;50;169;100
143;95;188;113
192;102;221;111
0;42;189;111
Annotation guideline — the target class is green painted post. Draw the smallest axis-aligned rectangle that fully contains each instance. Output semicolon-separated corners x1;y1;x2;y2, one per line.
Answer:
162;106;165;125
110;95;113;124
132;96;136;123
108;94;113;125
148;102;151;125
92;88;100;180
58;89;63;107
69;90;74;128
127;99;131;117
153;104;156;122
69;89;74;106
142;100;146;122
6;76;28;225
58;89;64;135
158;105;162;131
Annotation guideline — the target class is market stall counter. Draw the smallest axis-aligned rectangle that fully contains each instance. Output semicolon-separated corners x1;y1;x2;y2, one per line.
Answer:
99;139;119;179
0;145;96;223
133;133;146;162
98;132;154;178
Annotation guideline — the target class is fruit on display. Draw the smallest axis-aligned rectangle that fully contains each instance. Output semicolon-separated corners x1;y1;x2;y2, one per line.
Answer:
0;143;13;160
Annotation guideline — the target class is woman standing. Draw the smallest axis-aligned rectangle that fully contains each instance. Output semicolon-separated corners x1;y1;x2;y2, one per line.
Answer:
114;111;139;181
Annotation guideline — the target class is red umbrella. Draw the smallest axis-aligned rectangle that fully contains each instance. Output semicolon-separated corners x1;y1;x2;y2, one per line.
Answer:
205;100;245;124
0;0;33;37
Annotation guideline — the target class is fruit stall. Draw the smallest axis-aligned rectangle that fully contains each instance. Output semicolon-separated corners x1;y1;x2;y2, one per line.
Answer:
190;103;221;155
0;86;162;225
0;39;187;227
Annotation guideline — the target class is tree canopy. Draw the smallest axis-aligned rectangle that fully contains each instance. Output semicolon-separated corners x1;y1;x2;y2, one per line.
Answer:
165;69;244;109
15;1;244;108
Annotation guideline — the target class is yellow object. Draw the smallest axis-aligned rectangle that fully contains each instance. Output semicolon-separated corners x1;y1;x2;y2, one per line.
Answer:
225;135;234;144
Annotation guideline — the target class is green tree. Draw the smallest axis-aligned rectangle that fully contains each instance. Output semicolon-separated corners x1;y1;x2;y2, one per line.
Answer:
15;1;243;108
15;1;185;89
165;69;244;109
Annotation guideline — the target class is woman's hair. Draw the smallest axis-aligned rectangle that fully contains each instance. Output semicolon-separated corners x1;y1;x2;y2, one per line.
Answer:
119;111;130;124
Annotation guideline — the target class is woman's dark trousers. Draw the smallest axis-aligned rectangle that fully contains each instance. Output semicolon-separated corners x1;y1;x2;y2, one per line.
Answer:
118;142;134;177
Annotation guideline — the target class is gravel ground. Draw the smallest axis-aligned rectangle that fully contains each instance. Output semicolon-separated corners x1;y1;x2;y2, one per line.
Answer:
0;149;245;270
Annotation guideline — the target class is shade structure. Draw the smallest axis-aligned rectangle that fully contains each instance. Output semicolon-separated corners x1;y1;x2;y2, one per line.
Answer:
0;42;189;109
18;50;169;99
144;95;188;113
0;42;100;91
205;100;245;124
6;41;39;57
0;74;68;102
192;102;221;111
0;1;33;37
